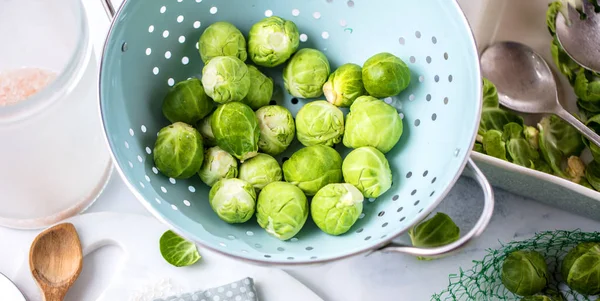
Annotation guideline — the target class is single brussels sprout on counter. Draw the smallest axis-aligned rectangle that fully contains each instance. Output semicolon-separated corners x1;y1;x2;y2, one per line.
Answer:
238;153;282;191
197;113;217;147
538;115;585;178
585;161;600;191
342;147;392;198
295;100;344;147
255;105;295;156
311;183;363;236
283;48;331;98
153;122;204;179
209;178;256;224
574;68;600;102
343;96;403;154
202;56;250;104
561;242;600;295
362;52;411;98
282;145;343;196
248;16;300;67
198;21;247;63
211;102;260;162
162;78;214;125
501;250;548;296
198;146;238;187
256;181;308;240
409;212;459;260
240;65;273;110
322;63;366;107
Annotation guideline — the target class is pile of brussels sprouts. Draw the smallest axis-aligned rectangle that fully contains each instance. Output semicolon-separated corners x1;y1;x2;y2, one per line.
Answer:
474;1;600;193
501;242;600;300
152;16;410;240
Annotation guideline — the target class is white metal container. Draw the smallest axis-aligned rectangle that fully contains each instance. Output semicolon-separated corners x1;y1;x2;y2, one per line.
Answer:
0;0;113;229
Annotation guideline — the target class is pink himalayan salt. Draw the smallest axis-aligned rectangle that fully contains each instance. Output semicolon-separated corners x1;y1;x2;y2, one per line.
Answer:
0;68;57;106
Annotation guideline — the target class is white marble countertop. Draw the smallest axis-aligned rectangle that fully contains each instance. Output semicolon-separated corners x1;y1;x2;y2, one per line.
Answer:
2;1;600;300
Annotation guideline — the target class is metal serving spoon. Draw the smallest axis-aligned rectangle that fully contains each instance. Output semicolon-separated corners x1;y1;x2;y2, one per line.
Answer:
479;41;600;148
556;0;600;73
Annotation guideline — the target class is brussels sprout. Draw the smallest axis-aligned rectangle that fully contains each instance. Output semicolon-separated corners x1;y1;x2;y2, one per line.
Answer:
209;178;256;224
162;78;214;125
248;16;300;67
342;147;392;198
524;126;540;150
211;102;260;162
538;115;585;178
238;153;282;191
198;21;247;63
482;130;507;160
561;242;600;295
501;250;548;296
586;161;600;190
282;145;343;196
482;77;499;109
283;48;331;98
197;113;217;147
566;156;586;184
256;181;308;240
255;105;295;156
343;96;403;153
502;123;541;169
198;146;238;187
153;122;204;179
409;212;459;260
574;68;600;102
362;52;411;98
322;63;367;107
521;289;565;301
311;183;364;235
241;65;274;110
201;56;251;104
295;100;344;147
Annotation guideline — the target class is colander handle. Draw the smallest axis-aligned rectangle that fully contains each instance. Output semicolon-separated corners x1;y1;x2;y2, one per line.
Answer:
377;157;494;258
100;0;116;20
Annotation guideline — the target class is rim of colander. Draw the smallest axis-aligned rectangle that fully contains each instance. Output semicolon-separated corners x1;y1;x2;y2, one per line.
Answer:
97;0;483;266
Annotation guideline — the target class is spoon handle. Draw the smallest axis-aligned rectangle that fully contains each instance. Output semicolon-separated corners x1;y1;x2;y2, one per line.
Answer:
555;108;600;148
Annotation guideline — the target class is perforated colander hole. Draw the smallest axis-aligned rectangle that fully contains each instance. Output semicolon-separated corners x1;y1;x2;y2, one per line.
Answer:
378;211;385;217
137;155;143;163
129;128;134;136
306;246;314;251
255;243;261;248
426;56;432;64
141;125;147;132
287;257;295;260
408;94;415;101
182;57;189;65
400;217;406;222
414;119;420;127
265;10;273;17
277;247;285;251
419;75;425;83
426;94;432;101
124;141;130;148
121;42;128;52
290;237;299;242
219;242;227;247
411;189;417;196
423;170;428;177
161;186;167;193
188;185;195;192
183;200;191;207
148;25;154;33
431;177;437;184
178;36;186;43
414;200;420;206
193;21;201;29
406;171;412;178
340;19;347;27
310;256;318;260
153;67;159;75
454;148;460;157
415;31;421;38
398;37;405;45
434;75;440;82
409;56;416;63
432;113;437;121
397;207;404;212
399;112;404;119
227;235;236;240
384;97;393;104
195;0;202;2
155;198;161;204
241;250;248;253
321;32;329;39
144;175;151;182
432;36;437;44
264;255;271;258
291;98;299;104
292;9;300;16
177;15;184;23
160;6;166;13
127;162;132;168
382;222;388;228
444;52;449;60
162;30;169;38
356;228;363;233
169;178;176;184
347;0;355;7
300;34;308;42
171;204;178;211
365;236;371;241
313;12;321;19
246;231;254;236
444;97;449;105
392;195;399;201
448;75;453;82
430;191;435;197
210;6;218;14
139;182;145;188
152;167;159;174
358;213;365;219
165;51;172;59
168;78;175;86
419;208;424;213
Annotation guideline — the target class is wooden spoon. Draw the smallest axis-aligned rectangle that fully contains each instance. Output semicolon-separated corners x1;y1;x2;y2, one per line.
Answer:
29;223;83;301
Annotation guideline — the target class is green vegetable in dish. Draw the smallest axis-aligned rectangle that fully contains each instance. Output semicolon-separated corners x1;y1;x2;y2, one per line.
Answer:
408;212;459;260
343;95;403;154
201;56;250;104
586;161;600;190
503;123;541;169
474;143;484;153
295;100;345;147
524;126;540;150
282;145;343;196
255;105;295;156
362;52;411;98
342;147;392;198
248;16;300;67
478;78;524;135
241;65;274;110
159;230;201;267
198;21;247;63
501;250;548;296
238;153;282;191
198;146;238;187
311;183;364;236
197;113;217;147
209;178;256;224
574;68;600;102
283;48;331;98
322;63;367;107
482;130;507;161
561;242;600;295
153;122;204;179
547;2;584;84
585;115;600;163
211;102;260;162
482;77;499;108
162;78;213;125
538;115;585;179
566;156;586;184
256;181;308;240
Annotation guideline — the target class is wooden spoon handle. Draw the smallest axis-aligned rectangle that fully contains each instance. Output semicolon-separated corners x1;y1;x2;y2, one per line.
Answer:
41;287;67;301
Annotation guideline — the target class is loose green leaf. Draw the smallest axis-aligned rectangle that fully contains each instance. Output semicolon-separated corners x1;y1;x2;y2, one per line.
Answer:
473;143;484;153
503;122;524;141
409;212;460;261
574;68;600;102
479;108;524;136
482;130;507;161
585;161;600;190
538;115;585;178
507;139;540;169
482;77;499;109
159;230;201;267
584;114;600;163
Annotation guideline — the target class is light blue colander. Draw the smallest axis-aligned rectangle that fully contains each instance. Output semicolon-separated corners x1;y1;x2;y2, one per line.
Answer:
98;0;494;265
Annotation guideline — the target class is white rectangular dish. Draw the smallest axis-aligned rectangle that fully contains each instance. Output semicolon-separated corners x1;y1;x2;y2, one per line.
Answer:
457;0;600;220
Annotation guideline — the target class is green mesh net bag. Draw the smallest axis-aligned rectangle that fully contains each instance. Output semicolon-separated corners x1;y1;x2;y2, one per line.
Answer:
431;230;600;301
